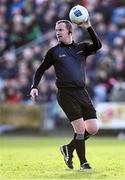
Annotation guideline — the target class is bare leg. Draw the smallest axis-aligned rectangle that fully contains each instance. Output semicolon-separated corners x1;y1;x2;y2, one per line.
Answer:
84;118;99;140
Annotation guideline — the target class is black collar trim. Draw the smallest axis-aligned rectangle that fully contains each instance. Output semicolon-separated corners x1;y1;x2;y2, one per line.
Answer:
59;41;77;47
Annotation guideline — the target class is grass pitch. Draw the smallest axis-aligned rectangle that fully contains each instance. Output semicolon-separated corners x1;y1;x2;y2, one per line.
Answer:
0;136;125;180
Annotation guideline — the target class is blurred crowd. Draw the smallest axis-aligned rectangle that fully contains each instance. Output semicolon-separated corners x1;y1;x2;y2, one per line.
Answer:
0;0;125;108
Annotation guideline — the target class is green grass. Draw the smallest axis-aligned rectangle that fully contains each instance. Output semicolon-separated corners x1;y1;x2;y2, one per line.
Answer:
0;136;125;180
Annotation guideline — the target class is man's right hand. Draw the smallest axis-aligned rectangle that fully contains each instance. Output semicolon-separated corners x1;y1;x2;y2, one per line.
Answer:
30;88;38;102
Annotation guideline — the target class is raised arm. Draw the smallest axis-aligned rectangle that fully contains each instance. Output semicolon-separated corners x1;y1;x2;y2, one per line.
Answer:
80;19;102;56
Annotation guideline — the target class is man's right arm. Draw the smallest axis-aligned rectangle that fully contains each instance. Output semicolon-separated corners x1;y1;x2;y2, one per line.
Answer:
30;49;54;101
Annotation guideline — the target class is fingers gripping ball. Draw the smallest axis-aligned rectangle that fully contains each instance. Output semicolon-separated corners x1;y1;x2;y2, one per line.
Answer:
69;5;89;24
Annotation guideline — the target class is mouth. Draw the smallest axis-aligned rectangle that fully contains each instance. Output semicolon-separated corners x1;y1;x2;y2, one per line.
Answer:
57;35;62;39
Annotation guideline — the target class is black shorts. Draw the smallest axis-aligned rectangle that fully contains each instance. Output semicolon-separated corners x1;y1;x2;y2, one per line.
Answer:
57;88;97;122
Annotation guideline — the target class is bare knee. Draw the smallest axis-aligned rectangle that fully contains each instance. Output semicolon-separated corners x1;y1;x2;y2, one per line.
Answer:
87;125;99;135
85;119;99;135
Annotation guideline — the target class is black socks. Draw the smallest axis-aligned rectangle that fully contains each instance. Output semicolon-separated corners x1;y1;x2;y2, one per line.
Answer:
67;133;76;155
74;133;87;165
67;131;91;165
67;130;91;151
84;130;91;140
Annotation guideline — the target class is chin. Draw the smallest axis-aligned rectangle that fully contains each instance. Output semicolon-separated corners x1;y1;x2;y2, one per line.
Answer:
60;40;65;43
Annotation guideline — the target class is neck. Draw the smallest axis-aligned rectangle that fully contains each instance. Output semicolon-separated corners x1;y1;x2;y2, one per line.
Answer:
61;36;73;45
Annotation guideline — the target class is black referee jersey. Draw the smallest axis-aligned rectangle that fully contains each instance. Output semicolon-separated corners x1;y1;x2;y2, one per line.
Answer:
32;27;102;89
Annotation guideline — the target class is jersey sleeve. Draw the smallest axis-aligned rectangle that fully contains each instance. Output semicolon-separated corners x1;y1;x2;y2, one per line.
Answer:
32;48;55;88
84;27;102;57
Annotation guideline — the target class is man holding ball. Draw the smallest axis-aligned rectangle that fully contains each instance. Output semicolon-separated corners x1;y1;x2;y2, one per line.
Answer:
30;5;102;171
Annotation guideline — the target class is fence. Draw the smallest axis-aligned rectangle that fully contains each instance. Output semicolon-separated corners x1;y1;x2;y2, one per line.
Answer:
0;103;125;134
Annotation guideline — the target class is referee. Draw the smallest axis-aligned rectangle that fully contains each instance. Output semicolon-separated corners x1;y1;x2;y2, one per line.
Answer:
30;19;102;170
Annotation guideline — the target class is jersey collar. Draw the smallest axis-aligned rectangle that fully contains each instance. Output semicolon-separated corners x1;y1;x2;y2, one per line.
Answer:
59;41;77;47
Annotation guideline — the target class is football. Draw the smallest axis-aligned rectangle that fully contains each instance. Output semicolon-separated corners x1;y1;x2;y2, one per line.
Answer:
69;5;89;24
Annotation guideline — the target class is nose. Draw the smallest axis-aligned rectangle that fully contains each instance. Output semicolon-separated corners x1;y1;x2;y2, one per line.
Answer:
56;32;60;36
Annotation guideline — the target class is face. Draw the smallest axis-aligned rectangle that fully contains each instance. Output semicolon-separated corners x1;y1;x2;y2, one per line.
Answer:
55;22;71;43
